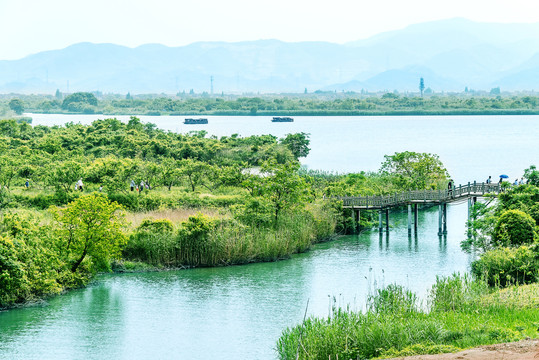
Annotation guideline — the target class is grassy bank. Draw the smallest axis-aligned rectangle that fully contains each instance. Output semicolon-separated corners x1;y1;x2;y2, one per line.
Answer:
122;202;336;268
0;197;337;308
276;276;539;360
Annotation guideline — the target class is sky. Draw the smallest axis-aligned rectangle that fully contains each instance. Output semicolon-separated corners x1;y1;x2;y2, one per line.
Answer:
1;0;538;60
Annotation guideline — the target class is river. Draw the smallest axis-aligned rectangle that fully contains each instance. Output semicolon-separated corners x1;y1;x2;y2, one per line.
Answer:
1;114;536;359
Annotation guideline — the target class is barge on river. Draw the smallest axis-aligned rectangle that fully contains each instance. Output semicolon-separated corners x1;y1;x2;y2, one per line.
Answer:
184;118;208;124
271;116;293;122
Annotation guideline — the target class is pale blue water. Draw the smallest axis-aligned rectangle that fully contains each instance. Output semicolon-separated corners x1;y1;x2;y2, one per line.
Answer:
28;113;539;185
1;114;535;359
0;206;473;360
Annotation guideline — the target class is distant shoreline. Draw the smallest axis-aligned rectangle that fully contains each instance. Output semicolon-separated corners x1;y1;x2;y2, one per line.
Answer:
23;109;539;117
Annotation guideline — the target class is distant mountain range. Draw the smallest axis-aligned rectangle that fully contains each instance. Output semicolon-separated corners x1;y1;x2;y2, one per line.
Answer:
1;18;539;94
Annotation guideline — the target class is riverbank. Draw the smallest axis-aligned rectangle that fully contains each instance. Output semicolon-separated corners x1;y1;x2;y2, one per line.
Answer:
277;279;539;359
382;339;539;360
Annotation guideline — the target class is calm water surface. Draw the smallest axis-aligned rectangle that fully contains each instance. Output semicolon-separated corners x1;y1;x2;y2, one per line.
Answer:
0;207;473;360
28;113;539;184
2;114;535;359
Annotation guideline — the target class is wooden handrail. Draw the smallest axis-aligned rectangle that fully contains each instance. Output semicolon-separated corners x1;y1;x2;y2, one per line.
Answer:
339;182;501;208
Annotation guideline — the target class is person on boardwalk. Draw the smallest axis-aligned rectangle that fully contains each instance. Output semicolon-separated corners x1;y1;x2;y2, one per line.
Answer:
448;179;453;198
486;176;491;184
513;179;518;186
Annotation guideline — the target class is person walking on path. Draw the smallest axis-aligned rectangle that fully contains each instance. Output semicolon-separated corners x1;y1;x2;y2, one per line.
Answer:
130;180;135;191
77;178;84;192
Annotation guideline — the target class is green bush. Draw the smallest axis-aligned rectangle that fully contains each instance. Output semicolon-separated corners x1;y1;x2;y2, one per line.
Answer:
0;236;28;307
493;209;536;247
471;246;539;287
124;218;176;267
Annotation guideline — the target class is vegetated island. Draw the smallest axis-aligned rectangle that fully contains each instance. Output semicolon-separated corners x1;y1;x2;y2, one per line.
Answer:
2;91;539;117
0;116;538;359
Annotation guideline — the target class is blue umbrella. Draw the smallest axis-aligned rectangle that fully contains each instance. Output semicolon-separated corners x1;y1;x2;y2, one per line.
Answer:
499;174;509;179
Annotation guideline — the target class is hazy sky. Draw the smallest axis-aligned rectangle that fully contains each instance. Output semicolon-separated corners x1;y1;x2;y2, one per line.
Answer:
1;0;538;60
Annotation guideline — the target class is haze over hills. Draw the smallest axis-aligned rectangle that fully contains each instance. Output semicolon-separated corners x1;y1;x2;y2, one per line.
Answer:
1;18;539;94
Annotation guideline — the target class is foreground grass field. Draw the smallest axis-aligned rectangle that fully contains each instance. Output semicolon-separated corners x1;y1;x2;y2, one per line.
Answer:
277;276;539;360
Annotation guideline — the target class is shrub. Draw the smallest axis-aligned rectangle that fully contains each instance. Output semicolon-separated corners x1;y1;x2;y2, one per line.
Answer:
493;209;536;247
0;236;28;307
124;218;176;266
471;246;539;287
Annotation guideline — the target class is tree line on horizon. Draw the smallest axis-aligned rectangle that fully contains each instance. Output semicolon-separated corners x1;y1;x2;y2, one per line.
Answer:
2;91;539;117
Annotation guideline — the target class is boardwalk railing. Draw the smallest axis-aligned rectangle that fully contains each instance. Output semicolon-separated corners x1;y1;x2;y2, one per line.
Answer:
339;182;500;209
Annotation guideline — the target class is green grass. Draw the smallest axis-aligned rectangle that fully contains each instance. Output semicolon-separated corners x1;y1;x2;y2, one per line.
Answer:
276;276;539;360
123;207;337;268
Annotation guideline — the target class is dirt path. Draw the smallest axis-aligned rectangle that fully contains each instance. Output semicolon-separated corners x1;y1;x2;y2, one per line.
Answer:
384;339;539;360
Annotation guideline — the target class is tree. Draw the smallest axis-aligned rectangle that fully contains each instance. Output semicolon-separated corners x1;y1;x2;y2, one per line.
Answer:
178;159;213;192
493;209;536;247
45;160;83;193
62;92;98;111
280;132;310;159
159;158;181;191
0;155;17;189
243;161;310;224
524;165;539;186
419;78;425;97
8;99;25;115
51;194;126;273
380;151;449;191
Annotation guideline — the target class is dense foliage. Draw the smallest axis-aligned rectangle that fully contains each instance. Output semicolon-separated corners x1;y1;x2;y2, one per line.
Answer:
0;115;453;308
2;92;539;117
463;177;539;287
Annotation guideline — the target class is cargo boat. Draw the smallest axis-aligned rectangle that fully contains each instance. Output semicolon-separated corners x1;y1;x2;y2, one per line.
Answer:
184;118;208;124
271;117;293;122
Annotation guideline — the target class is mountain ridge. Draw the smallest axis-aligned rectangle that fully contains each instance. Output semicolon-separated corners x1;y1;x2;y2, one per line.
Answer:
1;18;539;94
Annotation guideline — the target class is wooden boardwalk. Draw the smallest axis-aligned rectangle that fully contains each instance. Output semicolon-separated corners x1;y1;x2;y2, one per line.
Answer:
339;182;501;235
340;182;500;210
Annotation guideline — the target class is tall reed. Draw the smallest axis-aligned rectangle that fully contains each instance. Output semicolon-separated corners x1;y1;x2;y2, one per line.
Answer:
276;275;539;359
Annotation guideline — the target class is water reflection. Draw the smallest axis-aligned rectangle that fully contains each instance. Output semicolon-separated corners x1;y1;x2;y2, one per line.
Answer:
0;202;475;360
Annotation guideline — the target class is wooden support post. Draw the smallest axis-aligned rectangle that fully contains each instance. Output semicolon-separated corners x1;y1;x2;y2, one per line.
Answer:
442;203;447;234
351;209;356;234
407;204;412;234
438;204;443;236
385;209;389;232
467;197;472;238
413;204;418;233
379;210;383;232
356;209;361;233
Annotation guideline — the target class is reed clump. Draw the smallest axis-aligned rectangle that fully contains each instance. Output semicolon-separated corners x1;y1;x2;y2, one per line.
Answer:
276;274;539;360
123;204;336;268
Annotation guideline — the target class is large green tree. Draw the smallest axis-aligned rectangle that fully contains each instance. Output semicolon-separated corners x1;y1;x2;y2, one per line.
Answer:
380;151;449;191
280;132;310;159
8;99;25;115
51;193;126;273
62;92;98;112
